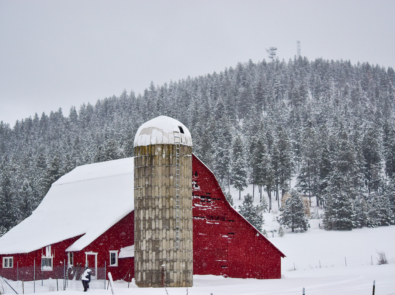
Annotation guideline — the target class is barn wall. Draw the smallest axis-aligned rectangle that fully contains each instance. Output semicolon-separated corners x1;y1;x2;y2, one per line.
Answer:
191;155;284;279
0;236;81;281
77;211;134;281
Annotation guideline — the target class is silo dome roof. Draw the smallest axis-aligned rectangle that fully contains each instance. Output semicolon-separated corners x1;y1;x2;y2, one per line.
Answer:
134;116;192;147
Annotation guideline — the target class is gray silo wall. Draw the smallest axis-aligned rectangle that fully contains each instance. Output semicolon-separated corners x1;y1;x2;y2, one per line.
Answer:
134;144;193;287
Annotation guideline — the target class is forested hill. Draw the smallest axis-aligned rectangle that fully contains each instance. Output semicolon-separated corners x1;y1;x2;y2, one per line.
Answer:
1;57;395;235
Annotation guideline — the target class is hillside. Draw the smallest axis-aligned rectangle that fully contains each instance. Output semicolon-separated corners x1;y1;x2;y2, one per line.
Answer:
1;57;395;234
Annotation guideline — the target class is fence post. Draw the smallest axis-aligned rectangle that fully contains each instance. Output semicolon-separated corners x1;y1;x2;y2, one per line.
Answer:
372;280;375;295
42;269;43;286
104;261;107;290
57;278;58;291
63;260;65;291
371;255;373;265
319;260;321;268
303;287;305;295
22;280;24;294
345;257;347;266
17;262;18;282
34;259;35;293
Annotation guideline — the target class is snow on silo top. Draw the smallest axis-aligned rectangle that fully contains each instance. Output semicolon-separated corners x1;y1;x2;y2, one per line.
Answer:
134;116;192;147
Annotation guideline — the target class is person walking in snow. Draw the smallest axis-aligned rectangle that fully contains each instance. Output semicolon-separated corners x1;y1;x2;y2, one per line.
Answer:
81;267;92;292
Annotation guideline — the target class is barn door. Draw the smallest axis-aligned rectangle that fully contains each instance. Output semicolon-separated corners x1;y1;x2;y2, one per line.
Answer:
85;252;98;279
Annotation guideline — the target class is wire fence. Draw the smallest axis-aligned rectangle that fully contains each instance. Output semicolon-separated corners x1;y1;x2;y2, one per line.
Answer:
0;265;108;294
286;253;394;272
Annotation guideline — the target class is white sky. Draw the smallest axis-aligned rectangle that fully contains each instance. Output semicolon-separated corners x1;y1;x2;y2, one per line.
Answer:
0;0;394;126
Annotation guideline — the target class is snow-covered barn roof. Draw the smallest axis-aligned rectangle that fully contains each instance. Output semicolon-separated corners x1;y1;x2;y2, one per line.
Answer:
134;116;192;147
0;158;134;255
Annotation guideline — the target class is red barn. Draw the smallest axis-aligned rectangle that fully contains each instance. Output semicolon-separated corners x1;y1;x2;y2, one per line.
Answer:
0;155;285;282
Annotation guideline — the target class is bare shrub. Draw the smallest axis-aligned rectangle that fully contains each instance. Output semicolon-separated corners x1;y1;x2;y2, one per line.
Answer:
377;251;388;265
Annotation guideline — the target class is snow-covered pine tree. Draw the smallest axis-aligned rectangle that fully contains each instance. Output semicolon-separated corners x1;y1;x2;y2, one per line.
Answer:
323;172;355;230
278;226;284;237
225;191;234;207
231;135;248;200
41;156;62;197
93;145;106;163
262;229;268;238
352;197;370;228
363;128;382;196
383;121;395;179
384;178;395;216
0;165;18;234
297;127;322;205
378;195;394;225
18;179;34;221
238;194;264;231
367;192;382;228
260;194;268;213
276;126;293;201
214;117;232;190
323;124;355;230
104;139;124;161
279;189;309;232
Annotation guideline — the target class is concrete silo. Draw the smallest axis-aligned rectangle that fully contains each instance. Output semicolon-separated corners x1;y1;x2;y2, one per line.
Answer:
133;116;193;287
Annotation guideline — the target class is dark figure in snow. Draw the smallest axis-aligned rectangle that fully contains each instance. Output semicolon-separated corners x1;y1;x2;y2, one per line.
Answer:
81;268;92;292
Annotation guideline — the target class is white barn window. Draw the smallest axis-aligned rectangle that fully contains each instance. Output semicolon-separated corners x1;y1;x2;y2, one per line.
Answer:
3;257;13;268
42;245;53;271
109;251;118;266
68;252;74;266
41;257;53;271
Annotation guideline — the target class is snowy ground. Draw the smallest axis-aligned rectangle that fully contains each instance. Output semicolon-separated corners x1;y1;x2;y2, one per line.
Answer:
2;184;394;295
2;265;395;295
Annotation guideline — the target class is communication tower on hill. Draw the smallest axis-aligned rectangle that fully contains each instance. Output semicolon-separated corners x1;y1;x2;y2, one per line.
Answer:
297;40;301;58
266;47;277;61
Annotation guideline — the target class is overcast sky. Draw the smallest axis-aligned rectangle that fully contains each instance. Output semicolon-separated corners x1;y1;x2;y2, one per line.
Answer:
0;0;394;126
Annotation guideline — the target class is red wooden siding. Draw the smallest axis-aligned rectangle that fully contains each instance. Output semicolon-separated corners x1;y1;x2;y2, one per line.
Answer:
191;155;284;279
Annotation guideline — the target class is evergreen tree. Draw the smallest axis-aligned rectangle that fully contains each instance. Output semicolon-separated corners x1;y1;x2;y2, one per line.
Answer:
41;156;62;197
377;195;394;226
298;126;320;205
363;128;382;196
279;190;309;232
225;191;234;207
18;179;34;220
0;166;18;234
278;226;284;237
238;194;264;231
104;139;123;161
276;127;293;199
323;173;355;230
93;145;106;163
352;198;370;228
231;135;248;200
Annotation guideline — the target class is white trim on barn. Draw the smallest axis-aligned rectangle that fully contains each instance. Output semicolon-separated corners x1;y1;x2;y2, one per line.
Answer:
85;251;98;279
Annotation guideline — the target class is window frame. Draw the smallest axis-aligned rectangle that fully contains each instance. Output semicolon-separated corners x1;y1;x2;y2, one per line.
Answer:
41;257;53;271
68;252;74;266
109;251;118;267
2;257;13;268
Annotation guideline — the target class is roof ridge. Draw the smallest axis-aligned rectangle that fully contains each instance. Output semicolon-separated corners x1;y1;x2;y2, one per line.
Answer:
55;171;134;186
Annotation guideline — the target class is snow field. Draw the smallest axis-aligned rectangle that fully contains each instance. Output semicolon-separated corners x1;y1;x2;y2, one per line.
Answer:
2;184;394;295
230;184;395;271
3;265;395;295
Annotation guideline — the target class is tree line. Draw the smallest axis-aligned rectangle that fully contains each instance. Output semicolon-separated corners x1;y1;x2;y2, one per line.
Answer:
1;56;395;235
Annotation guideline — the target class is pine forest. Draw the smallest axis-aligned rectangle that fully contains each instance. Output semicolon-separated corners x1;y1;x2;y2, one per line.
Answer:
1;57;395;235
